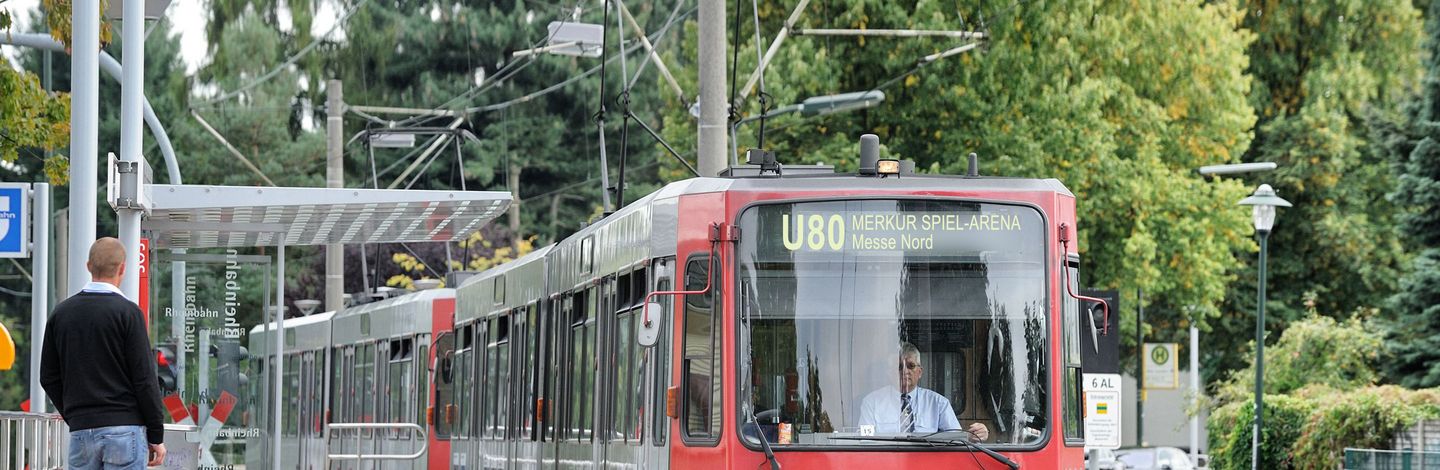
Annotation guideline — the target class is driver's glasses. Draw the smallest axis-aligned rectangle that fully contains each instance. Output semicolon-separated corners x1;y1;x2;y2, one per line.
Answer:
898;361;921;371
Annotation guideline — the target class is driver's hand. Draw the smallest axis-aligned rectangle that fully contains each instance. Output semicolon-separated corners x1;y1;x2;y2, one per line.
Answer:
968;422;990;442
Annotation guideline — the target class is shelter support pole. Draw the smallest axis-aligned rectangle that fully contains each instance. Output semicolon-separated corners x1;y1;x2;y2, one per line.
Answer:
273;241;285;470
29;184;50;413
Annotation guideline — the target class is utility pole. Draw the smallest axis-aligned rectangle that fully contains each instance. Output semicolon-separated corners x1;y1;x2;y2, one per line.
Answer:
67;0;100;296
1137;288;1145;447
118;0;147;301
326;80;344;311
696;0;727;176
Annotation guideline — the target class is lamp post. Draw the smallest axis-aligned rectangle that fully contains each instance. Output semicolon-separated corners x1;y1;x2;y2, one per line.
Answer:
1237;183;1291;470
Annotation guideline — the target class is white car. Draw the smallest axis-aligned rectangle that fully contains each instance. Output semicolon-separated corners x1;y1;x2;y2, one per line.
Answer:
1114;447;1196;470
1086;448;1129;470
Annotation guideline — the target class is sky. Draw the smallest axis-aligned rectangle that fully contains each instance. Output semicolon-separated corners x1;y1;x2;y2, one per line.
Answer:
4;0;342;75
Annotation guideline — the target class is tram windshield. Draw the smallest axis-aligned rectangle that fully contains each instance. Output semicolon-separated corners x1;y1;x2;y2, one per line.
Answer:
736;199;1049;448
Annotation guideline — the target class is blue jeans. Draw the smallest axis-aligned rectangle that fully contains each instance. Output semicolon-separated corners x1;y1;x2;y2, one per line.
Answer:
68;425;148;470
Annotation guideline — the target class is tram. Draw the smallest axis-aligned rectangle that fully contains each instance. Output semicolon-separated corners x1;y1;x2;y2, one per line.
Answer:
249;137;1099;469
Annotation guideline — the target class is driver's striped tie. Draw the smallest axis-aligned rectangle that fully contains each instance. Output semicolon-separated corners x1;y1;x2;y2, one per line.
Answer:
899;393;914;433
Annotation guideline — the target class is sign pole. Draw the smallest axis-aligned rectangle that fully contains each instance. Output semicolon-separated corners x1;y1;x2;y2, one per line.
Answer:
29;183;49;413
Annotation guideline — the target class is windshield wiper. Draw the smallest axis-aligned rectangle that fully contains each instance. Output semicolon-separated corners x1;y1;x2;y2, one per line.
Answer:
829;431;1019;469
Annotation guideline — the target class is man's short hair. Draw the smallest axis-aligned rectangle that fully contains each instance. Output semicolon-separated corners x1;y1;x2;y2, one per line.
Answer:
899;341;921;365
88;238;125;278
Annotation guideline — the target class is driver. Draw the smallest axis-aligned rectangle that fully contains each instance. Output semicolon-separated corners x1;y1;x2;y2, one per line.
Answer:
859;342;990;441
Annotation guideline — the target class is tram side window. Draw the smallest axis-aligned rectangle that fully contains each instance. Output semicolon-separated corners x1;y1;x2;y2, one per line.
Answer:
284;354;299;437
389;337;414;439
569;288;596;443
310;352;324;437
434;333;456;439
523;304;540;441
496;315;512;439
1063;260;1085;443
614;267;648;444
682;255;722;442
330;347;343;425
360;342;376;436
545;298;564;442
457;323;475;438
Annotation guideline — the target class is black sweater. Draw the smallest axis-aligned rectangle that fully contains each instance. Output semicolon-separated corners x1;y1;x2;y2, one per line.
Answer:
40;291;167;444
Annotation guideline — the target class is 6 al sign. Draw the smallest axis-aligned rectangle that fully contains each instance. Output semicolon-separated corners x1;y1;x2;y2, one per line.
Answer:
1083;373;1123;450
0;184;30;258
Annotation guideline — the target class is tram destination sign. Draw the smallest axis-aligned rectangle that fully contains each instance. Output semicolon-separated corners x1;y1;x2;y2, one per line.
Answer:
763;206;1035;254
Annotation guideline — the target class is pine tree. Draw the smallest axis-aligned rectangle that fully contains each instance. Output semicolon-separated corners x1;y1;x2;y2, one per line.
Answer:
1383;0;1440;389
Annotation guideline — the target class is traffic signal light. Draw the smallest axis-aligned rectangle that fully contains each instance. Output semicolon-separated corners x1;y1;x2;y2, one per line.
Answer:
154;343;179;395
209;341;249;399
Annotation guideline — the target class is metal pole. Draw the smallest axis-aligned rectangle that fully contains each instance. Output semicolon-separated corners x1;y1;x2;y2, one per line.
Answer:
172;256;186;401
1137;287;1144;447
326;79;345;312
273;242;285;470
1251;230;1268;470
118;0;146;302
67;0;100;297
29;184;49;413
696;0;728;176
1191;324;1200;462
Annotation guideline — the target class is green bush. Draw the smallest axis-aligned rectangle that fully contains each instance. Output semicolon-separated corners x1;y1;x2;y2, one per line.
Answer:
1291;386;1440;469
1210;394;1315;470
1206;387;1440;470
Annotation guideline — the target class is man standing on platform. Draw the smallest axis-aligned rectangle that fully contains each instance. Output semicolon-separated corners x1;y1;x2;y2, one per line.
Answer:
41;237;166;468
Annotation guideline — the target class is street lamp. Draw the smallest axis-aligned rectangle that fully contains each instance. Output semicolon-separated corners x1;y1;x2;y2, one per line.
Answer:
730;90;886;164
1237;183;1291;470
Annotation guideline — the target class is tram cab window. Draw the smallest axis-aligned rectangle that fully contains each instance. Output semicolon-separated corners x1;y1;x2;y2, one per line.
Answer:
681;254;722;443
736;200;1049;448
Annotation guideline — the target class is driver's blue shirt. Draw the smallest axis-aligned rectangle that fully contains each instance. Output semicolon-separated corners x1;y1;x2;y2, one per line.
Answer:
858;386;961;433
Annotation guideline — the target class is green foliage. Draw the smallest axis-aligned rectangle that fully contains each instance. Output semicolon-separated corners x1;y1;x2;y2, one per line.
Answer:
1209;394;1314;470
1210;0;1423;377
0;63;69;178
1207;309;1440;470
1376;0;1440;388
1291;386;1440;469
1213;309;1384;404
38;0;111;49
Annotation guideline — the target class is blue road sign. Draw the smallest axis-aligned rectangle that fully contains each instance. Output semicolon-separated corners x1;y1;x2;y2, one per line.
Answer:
0;184;31;258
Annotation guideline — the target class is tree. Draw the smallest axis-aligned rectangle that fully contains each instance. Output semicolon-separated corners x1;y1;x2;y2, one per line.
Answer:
1212;0;1423;375
1375;0;1440;389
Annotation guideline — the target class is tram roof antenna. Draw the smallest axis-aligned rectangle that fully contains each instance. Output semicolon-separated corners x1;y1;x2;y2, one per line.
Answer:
967;152;979;177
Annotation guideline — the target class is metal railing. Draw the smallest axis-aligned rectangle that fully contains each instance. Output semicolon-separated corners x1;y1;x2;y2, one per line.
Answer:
326;422;428;463
0;411;68;470
1345;448;1440;470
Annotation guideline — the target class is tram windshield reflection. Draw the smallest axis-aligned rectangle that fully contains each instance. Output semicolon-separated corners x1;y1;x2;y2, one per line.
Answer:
736;200;1049;447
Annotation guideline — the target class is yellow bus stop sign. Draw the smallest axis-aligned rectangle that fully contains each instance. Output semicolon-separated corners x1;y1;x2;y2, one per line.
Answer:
0;322;16;370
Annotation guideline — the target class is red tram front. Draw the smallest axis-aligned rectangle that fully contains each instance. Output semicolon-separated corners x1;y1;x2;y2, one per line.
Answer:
658;171;1085;469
